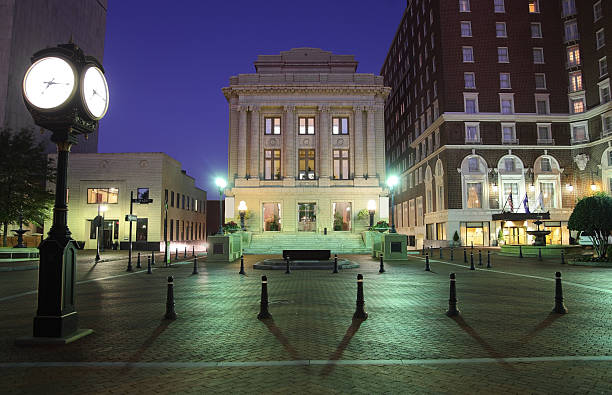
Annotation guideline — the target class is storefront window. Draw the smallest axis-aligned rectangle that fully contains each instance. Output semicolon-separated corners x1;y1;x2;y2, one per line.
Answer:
136;218;148;241
263;203;281;231
544;221;562;245
333;202;352;231
462;221;489;246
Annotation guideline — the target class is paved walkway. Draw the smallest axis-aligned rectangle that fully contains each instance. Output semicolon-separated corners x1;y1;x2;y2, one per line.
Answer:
0;250;611;394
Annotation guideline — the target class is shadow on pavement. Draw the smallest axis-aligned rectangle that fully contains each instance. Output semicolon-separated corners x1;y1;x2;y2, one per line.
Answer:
320;318;365;377
126;320;173;364
261;318;303;361
519;313;563;344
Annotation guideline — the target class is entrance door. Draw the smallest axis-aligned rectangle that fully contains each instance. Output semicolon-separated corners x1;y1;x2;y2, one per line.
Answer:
297;203;316;231
262;203;281;231
507;227;526;245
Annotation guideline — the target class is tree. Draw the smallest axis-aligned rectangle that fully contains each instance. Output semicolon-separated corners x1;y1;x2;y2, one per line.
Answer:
0;128;55;247
568;192;612;259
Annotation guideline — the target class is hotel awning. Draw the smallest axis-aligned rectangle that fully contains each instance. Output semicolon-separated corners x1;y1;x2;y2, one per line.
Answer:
492;212;551;221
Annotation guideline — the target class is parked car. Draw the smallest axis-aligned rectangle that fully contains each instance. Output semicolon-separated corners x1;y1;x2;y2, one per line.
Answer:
578;231;594;246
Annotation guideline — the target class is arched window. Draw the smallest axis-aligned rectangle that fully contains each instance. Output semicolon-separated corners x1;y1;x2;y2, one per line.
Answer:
435;159;444;210
425;165;433;213
533;155;562;210
497;155;525;212
460;155;489;209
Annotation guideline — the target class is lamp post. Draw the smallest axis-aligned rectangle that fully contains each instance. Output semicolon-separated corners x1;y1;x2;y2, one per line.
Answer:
18;42;109;342
367;199;376;229
238;200;247;231
95;204;107;262
215;177;227;235
387;175;399;233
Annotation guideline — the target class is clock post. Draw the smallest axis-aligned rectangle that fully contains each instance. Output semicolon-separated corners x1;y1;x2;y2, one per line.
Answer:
16;42;109;345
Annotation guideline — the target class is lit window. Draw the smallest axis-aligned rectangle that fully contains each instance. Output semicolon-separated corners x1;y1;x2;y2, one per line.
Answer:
569;72;583;92
535;73;546;89
496;22;507;38
565;20;579;42
571;97;585;114
499;73;511;89
467;182;483;208
298;149;316;180
87;188;119;204
298;117;315;135
459;0;470;12
567;46;580;67
494;0;505;13
462;46;474;62
528;0;539;13
531;23;542;38
265;117;281;135
497;47;509;63
600;57;608;77
596;29;605;49
264;149;281;180
332;117;349;135
540;182;556;208
464;72;476;88
594;1;603;21
461;21;472;37
533;48;544;64
571;124;588;142
332;149;350;180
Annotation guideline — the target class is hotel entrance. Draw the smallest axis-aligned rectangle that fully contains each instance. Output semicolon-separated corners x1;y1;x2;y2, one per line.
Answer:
461;221;489;246
297;203;316;232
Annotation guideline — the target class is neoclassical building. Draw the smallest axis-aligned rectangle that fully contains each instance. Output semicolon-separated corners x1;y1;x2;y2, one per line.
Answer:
222;48;390;236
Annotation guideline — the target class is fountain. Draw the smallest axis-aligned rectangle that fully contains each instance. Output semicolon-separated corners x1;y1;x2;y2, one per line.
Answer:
526;219;550;246
11;212;29;248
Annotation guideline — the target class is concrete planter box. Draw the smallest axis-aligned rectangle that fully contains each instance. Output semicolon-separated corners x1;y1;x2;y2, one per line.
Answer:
207;233;242;262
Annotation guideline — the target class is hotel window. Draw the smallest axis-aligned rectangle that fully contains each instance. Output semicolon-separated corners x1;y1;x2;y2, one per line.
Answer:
528;0;539;13
264;117;281;135
332;149;350;180
298;117;315;135
540;182;556;208
499;94;514;114
499;73;511;89
603;114;612;134
466;183;483;208
596;29;606;50
169;219;174;241
497;47;509;63
459;0;470;12
600;57;608;77
567;46;580;67
468;157;479;172
531;23;542;38
600;81;611;104
332;117;349;135
540;158;552;172
565;20;579;42
571;123;588;142
569;72;582;92
495;22;507;38
464;72;476;89
535;73;546;89
533;48;544;64
504;158;516;172
416;197;423;226
571;97;585;114
264;149;281;180
170;191;174;207
594;1;603;21
298;149;316;180
462;46;474;62
465;123;480;143
461;21;472;37
494;0;504;13
464;93;478;113
537;124;552;143
535;94;550;115
87;188;118;204
562;0;576;17
501;124;516;144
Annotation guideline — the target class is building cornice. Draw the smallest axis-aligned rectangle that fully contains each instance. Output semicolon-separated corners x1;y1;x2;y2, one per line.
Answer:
222;85;391;101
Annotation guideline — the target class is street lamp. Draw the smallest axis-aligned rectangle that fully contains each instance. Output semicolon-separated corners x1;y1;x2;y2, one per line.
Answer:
238;200;247;231
215;177;227;235
367;199;376;229
95;204;107;262
387;175;399;233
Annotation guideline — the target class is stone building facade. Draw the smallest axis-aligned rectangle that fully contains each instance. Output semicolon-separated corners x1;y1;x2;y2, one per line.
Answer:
222;48;390;234
382;0;611;248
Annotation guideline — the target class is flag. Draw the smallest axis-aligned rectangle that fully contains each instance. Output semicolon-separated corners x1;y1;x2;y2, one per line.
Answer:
508;191;514;212
523;194;530;214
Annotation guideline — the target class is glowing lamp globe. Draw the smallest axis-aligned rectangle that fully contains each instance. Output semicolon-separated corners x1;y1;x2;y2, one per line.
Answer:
387;175;399;189
238;201;247;212
367;200;376;211
215;178;227;189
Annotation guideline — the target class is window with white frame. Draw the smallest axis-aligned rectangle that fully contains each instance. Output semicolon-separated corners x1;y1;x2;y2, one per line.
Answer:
602;113;612;135
462;155;487;210
535;73;547;89
562;0;576;17
537;123;553;143
571;96;586;114
497;47;509;63
596;29;605;49
540;182;556;208
540;158;552;172
499;93;514;114
416;197;423;226
466;182;483;208
461;21;472;37
599;79;611;104
533;48;544;64
600;57;608;77
528;0;539;13
567;45;580;66
501;123;516;143
565;20;579;41
464;72;476;89
498;155;525;212
465;122;480;143
569;72;583;92
464;93;479;113
571;122;588;142
460;0;470;12
535;94;550;115
531;23;542;38
594;1;603;21
462;46;474;62
494;0;504;12
468;157;479;172
496;22;507;38
500;73;511;89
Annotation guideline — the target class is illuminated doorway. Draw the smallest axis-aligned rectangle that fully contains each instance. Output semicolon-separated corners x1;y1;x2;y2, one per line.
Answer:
332;202;352;231
297;203;316;232
262;203;281;231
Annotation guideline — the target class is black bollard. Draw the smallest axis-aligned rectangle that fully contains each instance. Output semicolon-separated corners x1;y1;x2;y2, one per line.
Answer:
470;251;475;270
126;255;133;272
175;248;178;260
552;272;568;314
333;254;339;274
561;250;565;264
257;275;271;320
285;256;291;274
422;245;425;255
439;247;442;259
352;274;368;320
147;256;152;274
538;248;542;261
486;250;491;268
471;241;474;250
151;250;155;265
445;273;460;317
451;247;454;261
519;245;523;258
192;257;198;275
184;246;187;258
239;255;246;275
136;252;142;269
192;246;195;257
379;255;385;273
164;276;177;320
463;248;467;263
425;254;431;271
478;250;482;266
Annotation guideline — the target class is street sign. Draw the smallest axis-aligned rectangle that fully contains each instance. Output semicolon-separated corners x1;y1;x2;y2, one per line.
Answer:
125;214;138;222
132;198;153;204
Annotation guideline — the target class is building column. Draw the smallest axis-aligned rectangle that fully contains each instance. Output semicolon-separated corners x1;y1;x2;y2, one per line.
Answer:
284;105;295;180
249;105;260;178
353;105;364;178
319;105;330;179
366;106;376;178
237;106;247;178
228;103;239;181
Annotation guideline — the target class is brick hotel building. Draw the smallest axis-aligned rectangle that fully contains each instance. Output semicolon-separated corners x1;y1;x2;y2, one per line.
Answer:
382;0;611;248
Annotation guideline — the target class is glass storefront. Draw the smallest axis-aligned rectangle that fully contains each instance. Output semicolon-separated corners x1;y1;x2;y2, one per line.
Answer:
461;221;489;246
506;226;526;245
544;221;563;245
297;203;316;232
332;202;352;231
263;203;281;231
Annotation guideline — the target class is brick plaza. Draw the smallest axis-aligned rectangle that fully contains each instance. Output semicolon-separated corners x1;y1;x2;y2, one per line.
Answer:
0;250;611;394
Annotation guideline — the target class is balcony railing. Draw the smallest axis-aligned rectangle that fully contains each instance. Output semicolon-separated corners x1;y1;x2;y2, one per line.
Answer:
297;171;316;180
502;138;519;145
537;138;555;145
465;137;482;144
570;137;589;145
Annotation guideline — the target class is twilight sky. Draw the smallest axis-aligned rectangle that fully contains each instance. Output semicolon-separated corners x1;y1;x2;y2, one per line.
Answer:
99;0;404;195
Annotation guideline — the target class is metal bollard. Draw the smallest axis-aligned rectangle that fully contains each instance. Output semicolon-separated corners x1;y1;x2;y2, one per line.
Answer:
478;250;482;266
239;255;246;275
445;273;460;317
470;251;475;270
463;248;467;263
136;252;142;269
257;275;271;320
471;241;474;250
192;257;198;275
561;250;565;264
126;255;133;272
147;256;152;274
538;248;542;261
164;276;177;320
175;248;178;260
519;245;523;258
151;250;155;265
333;254;339;274
451;247;454;261
422;245;425;255
285;256;291;274
439;247;442;259
486;250;491;268
379;255;385;273
425;254;431;271
192;246;195;257
352;274;368;320
552;272;568;314
184;246;187;258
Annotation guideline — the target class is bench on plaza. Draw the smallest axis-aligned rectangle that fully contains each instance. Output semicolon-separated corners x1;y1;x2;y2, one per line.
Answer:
282;249;331;261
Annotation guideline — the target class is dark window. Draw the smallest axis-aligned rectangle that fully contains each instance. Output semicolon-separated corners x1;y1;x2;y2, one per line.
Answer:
89;220;97;239
136;218;148;241
171;191;175;207
170;219;174;241
164;189;168;206
176;220;180;241
182;195;185;209
137;188;149;200
333;149;350;179
114;221;119;240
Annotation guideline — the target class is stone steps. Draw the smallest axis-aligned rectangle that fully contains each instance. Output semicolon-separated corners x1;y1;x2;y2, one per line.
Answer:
244;233;370;255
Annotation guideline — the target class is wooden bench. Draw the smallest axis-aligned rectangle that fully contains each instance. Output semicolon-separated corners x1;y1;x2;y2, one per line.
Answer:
282;249;331;261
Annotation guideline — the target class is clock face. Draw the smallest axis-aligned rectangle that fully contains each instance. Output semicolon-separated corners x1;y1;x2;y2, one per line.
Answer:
23;57;77;110
81;65;109;120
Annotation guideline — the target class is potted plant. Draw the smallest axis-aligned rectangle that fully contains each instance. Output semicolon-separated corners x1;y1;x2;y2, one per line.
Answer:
357;208;370;222
452;231;460;246
223;221;240;234
333;212;343;231
372;220;389;233
496;228;504;246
